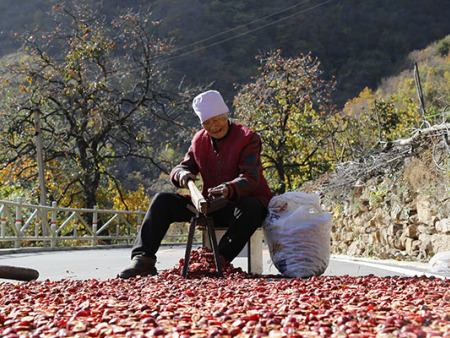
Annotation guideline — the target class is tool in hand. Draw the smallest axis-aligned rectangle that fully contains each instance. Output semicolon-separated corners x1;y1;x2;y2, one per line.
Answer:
182;180;225;278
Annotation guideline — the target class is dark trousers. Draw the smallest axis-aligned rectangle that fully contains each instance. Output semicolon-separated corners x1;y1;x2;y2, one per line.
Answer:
131;192;267;262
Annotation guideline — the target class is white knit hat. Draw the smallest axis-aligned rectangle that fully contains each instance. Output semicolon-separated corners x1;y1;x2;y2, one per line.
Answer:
192;90;229;123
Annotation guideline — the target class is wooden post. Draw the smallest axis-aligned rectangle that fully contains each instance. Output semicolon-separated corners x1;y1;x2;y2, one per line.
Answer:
34;110;47;207
414;62;427;121
34;110;50;237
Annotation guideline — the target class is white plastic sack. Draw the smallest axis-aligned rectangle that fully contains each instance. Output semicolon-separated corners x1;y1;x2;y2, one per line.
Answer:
263;191;332;278
429;251;450;273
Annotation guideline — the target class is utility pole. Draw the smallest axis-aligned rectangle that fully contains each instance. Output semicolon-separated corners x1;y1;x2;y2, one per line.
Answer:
414;62;428;123
34;109;49;237
34;109;47;207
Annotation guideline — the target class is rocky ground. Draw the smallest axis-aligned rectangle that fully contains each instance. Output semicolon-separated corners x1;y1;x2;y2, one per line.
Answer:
302;124;450;262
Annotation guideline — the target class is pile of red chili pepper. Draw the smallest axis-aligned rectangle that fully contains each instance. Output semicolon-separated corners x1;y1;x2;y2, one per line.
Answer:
0;247;448;337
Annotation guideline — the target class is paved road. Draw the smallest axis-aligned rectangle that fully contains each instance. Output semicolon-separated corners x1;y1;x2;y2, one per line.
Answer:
0;245;447;281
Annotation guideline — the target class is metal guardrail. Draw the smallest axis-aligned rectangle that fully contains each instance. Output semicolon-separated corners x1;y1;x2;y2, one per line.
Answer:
0;198;199;249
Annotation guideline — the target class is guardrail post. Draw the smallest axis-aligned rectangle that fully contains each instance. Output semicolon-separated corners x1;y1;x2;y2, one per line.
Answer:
116;215;120;239
136;207;142;244
92;206;98;246
73;214;78;238
1;208;5;238
137;207;142;233
35;213;40;238
0;201;158;248
51;201;57;247
15;197;22;248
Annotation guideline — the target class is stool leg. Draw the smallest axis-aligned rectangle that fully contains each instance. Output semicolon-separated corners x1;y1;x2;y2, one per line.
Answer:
182;217;197;278
206;217;223;277
248;229;263;274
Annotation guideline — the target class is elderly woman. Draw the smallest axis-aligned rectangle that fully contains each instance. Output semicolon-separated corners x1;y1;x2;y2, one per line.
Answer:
120;90;273;278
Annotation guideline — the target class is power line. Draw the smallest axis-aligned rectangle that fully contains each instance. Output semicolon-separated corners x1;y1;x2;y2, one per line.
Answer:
14;0;334;75
156;0;335;65
169;0;312;55
108;0;335;74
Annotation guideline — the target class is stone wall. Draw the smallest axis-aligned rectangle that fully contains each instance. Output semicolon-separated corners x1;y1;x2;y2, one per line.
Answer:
303;140;450;261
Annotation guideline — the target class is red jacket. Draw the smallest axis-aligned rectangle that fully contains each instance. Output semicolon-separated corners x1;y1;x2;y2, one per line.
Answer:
170;122;273;208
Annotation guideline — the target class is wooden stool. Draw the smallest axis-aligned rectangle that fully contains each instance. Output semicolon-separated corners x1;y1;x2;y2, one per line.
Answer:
182;213;223;278
202;227;263;274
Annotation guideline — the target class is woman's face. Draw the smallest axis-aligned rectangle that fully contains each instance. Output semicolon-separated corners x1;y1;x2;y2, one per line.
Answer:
202;115;229;139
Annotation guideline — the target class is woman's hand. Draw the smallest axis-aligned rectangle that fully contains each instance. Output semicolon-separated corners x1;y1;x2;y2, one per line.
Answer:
178;170;197;189
208;184;229;199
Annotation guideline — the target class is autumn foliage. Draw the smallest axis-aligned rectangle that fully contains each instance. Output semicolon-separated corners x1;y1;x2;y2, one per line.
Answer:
0;2;194;210
234;51;339;194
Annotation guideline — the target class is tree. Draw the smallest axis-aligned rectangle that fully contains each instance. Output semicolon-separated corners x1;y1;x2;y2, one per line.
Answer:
233;51;339;194
338;33;450;161
0;1;197;209
340;87;421;158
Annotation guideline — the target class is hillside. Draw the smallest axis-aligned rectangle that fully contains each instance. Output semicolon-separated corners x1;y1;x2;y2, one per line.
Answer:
153;0;450;107
300;36;450;261
302;124;450;261
0;1;448;222
1;0;450;107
